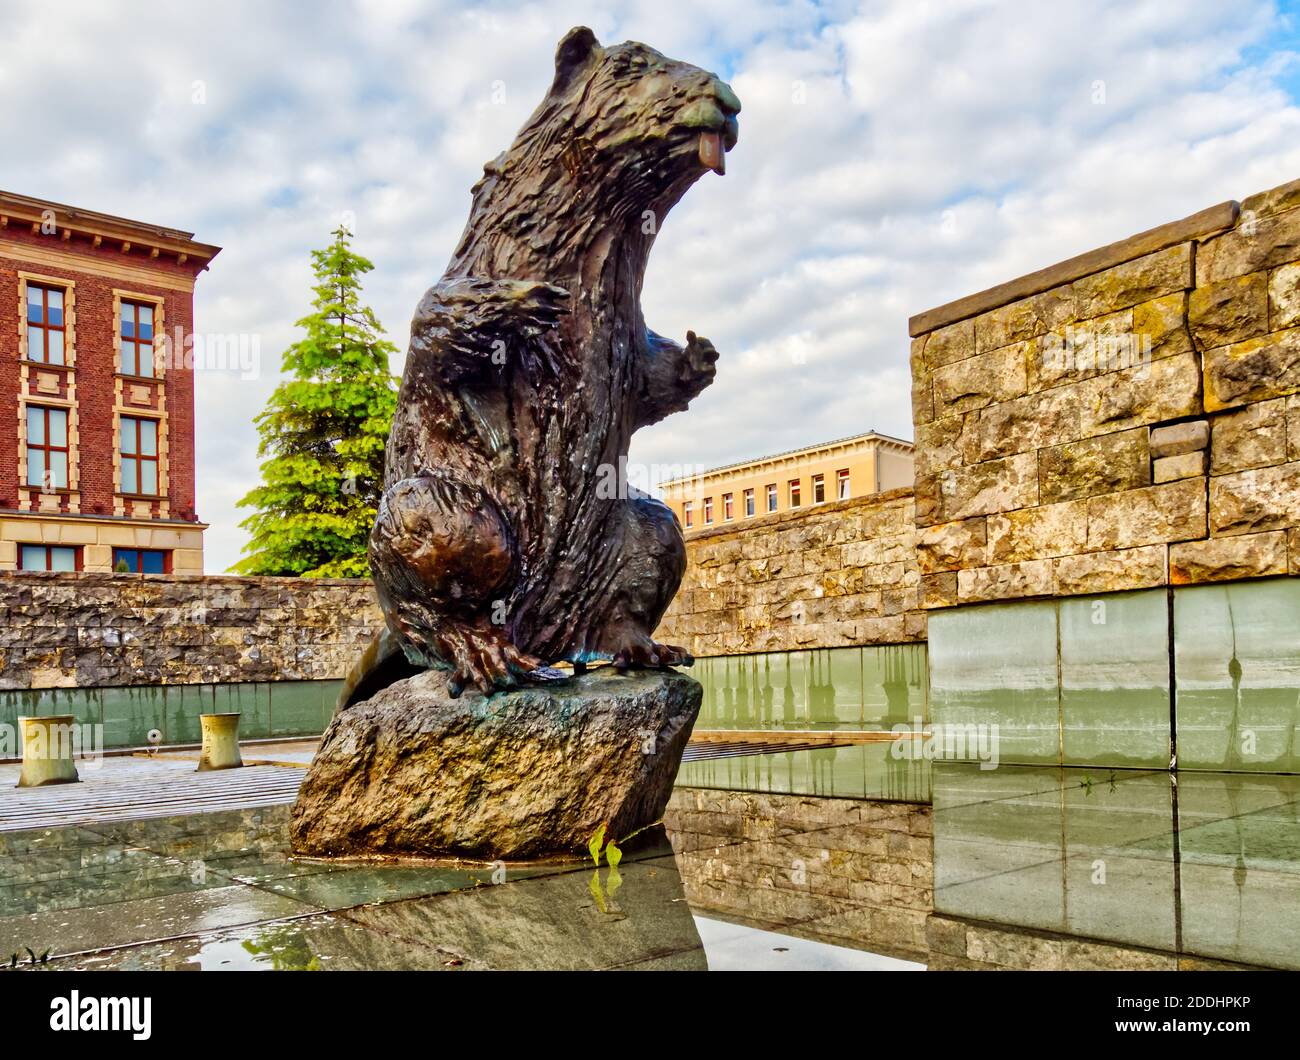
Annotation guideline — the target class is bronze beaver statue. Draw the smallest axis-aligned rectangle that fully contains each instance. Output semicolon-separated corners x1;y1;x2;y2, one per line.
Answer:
349;26;739;704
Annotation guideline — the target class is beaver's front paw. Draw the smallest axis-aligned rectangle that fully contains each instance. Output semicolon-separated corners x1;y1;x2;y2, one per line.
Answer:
679;330;719;391
609;631;695;672
433;622;546;698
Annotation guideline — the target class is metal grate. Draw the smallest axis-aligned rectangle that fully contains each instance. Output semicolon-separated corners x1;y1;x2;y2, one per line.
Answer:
681;740;849;762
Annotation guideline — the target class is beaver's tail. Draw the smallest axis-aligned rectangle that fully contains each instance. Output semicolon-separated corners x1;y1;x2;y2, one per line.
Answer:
335;625;424;714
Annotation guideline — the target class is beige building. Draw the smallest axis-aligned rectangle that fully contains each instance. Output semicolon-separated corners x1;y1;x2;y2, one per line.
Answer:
660;431;914;533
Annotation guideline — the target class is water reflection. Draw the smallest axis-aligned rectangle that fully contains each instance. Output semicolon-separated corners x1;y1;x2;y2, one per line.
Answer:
2;759;1295;970
932;764;1300;970
694;644;927;731
0;814;707;971
676;741;931;803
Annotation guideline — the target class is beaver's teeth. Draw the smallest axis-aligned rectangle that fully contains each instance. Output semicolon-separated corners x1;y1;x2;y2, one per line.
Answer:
698;131;724;175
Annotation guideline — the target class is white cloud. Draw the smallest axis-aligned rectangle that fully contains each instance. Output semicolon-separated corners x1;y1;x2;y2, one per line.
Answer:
3;0;1298;571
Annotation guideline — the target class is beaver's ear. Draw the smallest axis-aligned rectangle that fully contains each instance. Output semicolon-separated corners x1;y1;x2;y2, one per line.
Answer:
551;26;603;97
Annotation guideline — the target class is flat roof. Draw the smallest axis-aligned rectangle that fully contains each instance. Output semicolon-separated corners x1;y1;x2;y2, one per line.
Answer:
661;430;914;487
0;188;221;263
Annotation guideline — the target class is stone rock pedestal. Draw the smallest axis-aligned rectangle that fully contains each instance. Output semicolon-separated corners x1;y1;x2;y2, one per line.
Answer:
290;668;701;861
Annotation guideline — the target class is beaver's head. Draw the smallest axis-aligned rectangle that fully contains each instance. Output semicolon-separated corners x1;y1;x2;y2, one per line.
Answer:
547;26;739;176
454;28;741;277
484;28;740;221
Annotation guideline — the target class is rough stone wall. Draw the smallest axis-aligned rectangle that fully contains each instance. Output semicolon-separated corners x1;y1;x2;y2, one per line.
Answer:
909;178;1300;608
654;488;925;657
0;571;382;689
664;787;932;961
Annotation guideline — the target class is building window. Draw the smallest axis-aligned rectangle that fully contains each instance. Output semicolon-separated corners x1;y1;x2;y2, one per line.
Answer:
723;493;734;521
789;479;801;507
120;416;160;495
744;488;755;517
837;468;850;500
25;406;69;489
703;497;714;524
19;544;80;571
119;300;157;377
25;284;66;364
812;474;825;504
766;484;777;512
112;548;170;574
683;500;693;528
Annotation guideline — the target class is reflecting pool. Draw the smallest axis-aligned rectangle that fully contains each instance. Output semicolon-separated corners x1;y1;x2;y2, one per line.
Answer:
933;764;1300;970
1;755;1295;970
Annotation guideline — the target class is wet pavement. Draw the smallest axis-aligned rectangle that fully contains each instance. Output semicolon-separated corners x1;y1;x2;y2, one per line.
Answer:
0;745;1295;970
0;802;914;970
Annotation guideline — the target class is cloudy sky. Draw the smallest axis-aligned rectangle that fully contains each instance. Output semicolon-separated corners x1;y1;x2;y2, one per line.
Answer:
5;0;1300;572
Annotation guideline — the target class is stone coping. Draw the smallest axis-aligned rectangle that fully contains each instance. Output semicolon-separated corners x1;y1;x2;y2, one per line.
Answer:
681;485;914;543
907;200;1239;337
0;570;374;588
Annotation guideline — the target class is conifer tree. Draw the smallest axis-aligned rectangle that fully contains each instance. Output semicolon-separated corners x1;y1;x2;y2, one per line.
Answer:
233;226;397;577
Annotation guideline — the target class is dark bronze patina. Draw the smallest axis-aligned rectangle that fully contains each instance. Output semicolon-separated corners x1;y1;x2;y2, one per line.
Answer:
356;27;740;700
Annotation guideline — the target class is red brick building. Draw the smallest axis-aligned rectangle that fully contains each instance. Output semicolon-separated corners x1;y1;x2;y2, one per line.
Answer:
0;190;220;573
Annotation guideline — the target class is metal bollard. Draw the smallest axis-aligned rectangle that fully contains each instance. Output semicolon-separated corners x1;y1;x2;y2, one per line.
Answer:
17;715;80;787
197;713;243;771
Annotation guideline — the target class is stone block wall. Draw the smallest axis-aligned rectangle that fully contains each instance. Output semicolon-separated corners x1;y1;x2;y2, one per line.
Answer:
909;179;1300;608
655;488;925;657
664;787;932;961
0;571;382;689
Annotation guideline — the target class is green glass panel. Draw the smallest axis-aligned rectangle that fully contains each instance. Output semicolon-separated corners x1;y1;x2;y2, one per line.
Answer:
1175;579;1300;772
680;648;903;733
318;681;344;726
97;685;167;748
932;763;1068;928
712;655;752;728
692;657;722;727
1060;590;1170;768
933;764;1178;951
22;687;100;727
212;683;271;740
1060;770;1176;951
672;743;930;803
929;602;1060;765
766;650;807;729
864;642;928;729
805;647;862;729
169;684;211;745
743;655;769;728
1176;772;1300;969
0;692;22;738
269;681;329;737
